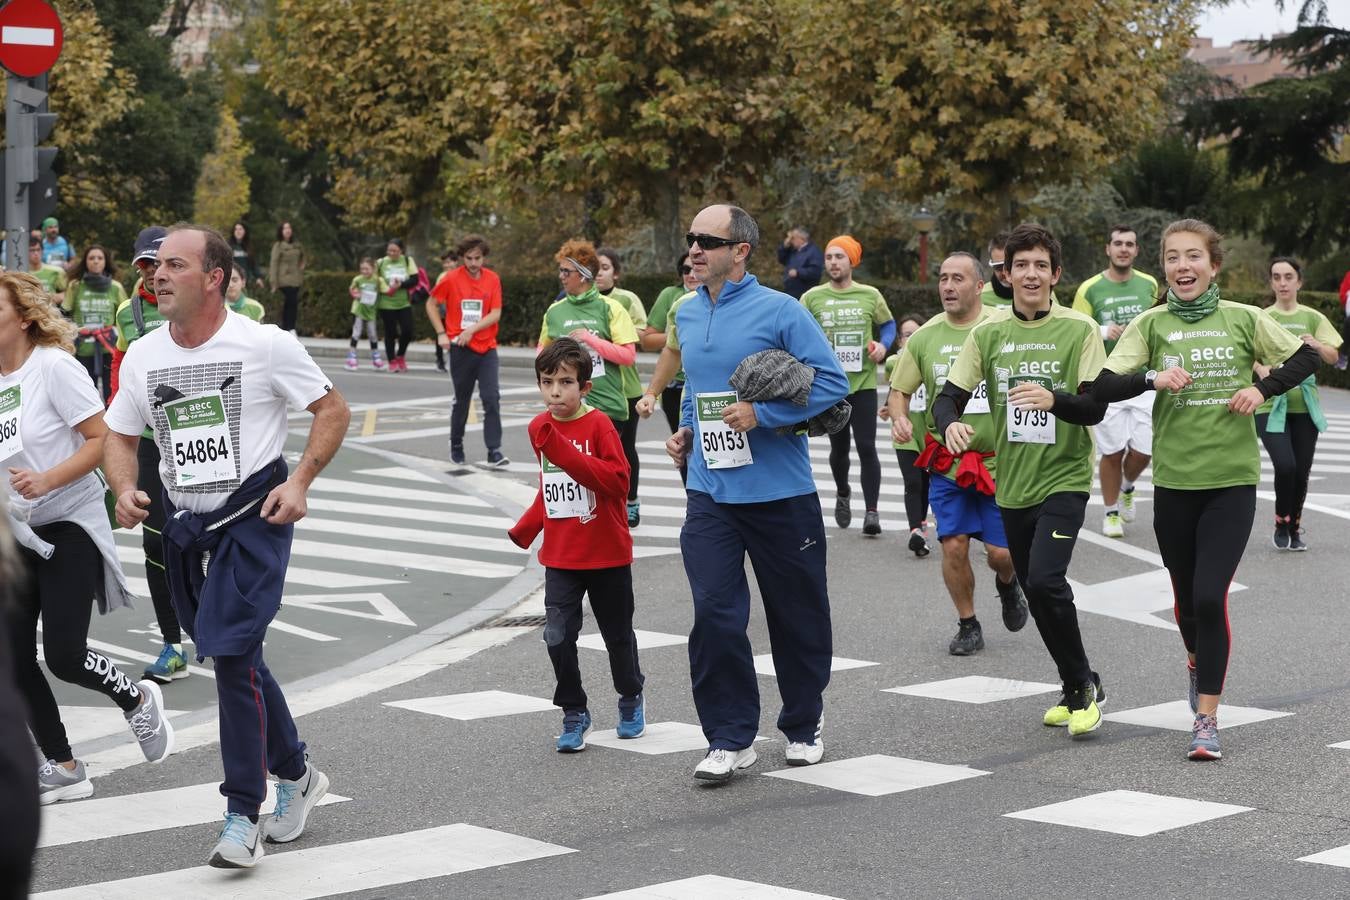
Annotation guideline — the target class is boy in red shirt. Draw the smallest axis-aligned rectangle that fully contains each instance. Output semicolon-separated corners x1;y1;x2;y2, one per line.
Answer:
508;338;646;751
430;234;507;466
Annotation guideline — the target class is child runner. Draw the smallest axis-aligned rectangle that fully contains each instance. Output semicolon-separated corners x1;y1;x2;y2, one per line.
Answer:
346;258;385;370
507;337;645;752
933;223;1110;739
1091;219;1318;759
1255;256;1341;550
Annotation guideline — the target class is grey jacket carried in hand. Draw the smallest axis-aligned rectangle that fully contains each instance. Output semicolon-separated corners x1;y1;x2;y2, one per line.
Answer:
729;349;852;437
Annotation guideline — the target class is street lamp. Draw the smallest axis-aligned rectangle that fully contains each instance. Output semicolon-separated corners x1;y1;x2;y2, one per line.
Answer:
912;206;936;284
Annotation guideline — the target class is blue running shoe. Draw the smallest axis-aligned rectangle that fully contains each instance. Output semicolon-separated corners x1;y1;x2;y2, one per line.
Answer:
556;710;592;753
617;695;645;739
1188;713;1221;761
142;643;189;684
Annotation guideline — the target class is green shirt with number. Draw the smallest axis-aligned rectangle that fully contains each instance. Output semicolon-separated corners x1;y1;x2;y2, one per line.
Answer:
1254;304;1341;415
800;282;893;392
606;287;647;400
349;275;387;322
66;280;129;358
539;290;638;422
30;263;66;298
1104;300;1304;490
890;308;998;480
1071;270;1159;354
947;304;1106;509
883;354;923;452
376;255;416;310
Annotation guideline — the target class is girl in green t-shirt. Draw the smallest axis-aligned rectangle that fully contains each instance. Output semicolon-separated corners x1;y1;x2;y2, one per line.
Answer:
879;313;931;557
346;257;387;370
1254;256;1342;550
376;240;418;372
1093;220;1320;762
65;244;127;402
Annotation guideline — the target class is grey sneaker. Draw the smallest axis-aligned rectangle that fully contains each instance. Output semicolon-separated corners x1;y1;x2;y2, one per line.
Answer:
209;812;264;868
37;758;93;805
125;679;174;763
262;762;330;844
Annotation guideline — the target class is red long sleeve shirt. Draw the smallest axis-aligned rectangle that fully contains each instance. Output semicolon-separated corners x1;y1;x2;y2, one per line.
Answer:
508;407;632;569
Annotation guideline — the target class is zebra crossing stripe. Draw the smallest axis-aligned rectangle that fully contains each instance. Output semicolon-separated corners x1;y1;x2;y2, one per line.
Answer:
33;823;575;899
288;540;520;578
295;515;527;555
37;781;349;849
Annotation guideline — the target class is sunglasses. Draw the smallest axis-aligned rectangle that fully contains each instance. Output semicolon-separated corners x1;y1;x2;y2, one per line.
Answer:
680;266;693;275
685;233;742;250
987;259;1004;269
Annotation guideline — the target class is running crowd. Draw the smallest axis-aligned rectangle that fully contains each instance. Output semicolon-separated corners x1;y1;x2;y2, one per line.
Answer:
1;203;1341;889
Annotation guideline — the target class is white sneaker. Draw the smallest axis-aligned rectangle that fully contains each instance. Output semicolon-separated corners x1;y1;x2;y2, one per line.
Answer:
1121;489;1136;523
1102;511;1124;538
785;739;824;766
693;747;757;782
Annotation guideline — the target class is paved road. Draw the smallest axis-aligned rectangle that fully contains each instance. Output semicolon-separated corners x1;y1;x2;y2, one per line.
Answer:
29;354;1350;898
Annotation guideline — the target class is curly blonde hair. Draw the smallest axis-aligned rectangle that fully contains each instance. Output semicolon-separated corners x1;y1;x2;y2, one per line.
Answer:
554;239;599;280
0;272;77;353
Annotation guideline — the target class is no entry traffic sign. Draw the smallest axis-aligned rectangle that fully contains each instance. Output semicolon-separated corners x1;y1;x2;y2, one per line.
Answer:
0;0;62;78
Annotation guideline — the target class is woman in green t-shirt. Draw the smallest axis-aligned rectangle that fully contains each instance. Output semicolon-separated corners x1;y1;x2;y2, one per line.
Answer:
596;247;647;527
376;239;418;372
879;313;931;557
65;244;127;402
1254;256;1342;551
1092;220;1320;762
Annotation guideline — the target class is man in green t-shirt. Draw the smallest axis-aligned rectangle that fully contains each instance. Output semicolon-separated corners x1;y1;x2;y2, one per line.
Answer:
979;231;1013;310
1072;226;1160;538
801;235;894;535
888;253;1026;656
932;223;1109;739
26;237;66;306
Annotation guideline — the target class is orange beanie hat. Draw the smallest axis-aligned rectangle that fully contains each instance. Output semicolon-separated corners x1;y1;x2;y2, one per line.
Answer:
827;234;862;267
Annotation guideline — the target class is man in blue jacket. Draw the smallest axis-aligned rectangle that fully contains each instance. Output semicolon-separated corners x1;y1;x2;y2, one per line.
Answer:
776;225;824;299
666;204;849;782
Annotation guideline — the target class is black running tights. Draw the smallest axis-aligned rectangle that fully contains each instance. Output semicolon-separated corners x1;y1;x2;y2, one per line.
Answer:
619;398;640;502
1256;412;1318;522
829;389;881;510
894;449;930;530
9;522;142;763
380;307;414;360
1153;485;1254;696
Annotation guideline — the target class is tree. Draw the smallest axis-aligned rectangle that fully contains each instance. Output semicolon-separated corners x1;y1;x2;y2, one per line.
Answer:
193;108;251;231
51;0;218;258
789;0;1200;236
259;0;480;263
460;0;794;263
1185;4;1350;257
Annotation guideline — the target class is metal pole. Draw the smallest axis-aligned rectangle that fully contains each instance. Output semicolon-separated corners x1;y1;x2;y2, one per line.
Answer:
4;74;29;270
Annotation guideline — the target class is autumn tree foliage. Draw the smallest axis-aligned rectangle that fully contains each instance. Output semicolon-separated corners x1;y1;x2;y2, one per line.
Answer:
789;0;1200;234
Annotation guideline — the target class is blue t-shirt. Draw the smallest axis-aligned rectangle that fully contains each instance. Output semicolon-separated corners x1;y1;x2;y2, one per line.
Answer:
41;237;73;266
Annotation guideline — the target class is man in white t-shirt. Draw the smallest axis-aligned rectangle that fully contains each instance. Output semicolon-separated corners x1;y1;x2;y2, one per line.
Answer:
103;224;351;870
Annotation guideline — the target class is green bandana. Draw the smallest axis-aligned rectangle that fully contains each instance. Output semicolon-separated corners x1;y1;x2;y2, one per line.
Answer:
1165;282;1220;323
567;285;600;305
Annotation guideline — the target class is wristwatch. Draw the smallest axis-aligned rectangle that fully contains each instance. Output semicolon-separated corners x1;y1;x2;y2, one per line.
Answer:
1144;369;1158;389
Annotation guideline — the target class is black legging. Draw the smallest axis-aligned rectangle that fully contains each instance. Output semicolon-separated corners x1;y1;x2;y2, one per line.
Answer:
1153;485;1255;696
0;611;38;898
828;388;882;510
139;436;179;645
894;448;930;530
1341;311;1350;351
661;383;687;485
619;397;641;502
9;522;142;763
1256;412;1319;523
280;286;300;332
999;493;1093;688
380;307;414;361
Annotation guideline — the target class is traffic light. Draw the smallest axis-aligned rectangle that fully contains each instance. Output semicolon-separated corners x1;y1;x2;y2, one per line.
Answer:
4;71;58;266
26;73;57;227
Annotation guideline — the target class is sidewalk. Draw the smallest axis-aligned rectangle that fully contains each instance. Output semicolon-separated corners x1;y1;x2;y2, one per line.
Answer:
298;337;660;374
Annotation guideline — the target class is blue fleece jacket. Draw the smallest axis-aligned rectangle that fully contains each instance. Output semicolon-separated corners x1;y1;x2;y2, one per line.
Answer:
674;274;848;503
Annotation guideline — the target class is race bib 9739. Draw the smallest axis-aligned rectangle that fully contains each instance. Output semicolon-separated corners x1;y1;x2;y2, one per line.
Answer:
1005;376;1056;444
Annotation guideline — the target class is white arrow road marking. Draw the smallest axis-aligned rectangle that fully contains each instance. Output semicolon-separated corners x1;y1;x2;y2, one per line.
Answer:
284;592;416;627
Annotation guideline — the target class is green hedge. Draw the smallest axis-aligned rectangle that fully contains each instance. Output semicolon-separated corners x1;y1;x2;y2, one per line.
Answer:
269;273;1348;388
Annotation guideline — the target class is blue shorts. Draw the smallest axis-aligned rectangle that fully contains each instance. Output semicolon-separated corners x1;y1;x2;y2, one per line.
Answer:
928;473;1007;547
